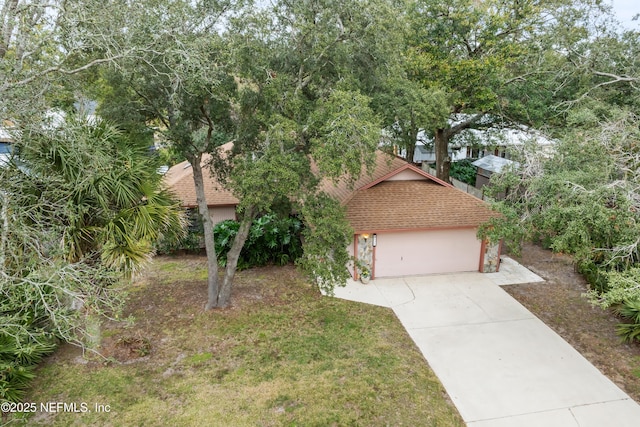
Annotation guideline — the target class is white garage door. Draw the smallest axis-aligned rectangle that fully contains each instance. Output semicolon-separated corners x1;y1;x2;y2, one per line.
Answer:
373;229;482;278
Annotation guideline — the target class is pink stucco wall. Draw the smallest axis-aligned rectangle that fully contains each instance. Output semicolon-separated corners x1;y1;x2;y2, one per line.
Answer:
208;206;237;225
372;228;481;278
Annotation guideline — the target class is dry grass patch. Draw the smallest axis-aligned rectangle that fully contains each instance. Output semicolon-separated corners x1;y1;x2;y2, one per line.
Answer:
18;256;463;426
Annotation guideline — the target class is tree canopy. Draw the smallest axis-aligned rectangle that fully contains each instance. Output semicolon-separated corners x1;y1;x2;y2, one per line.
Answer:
404;0;614;181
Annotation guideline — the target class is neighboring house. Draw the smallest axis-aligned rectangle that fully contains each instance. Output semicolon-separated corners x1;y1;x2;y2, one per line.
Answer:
410;122;554;165
413;143;466;164
0;123;14;166
320;152;502;279
163;142;239;224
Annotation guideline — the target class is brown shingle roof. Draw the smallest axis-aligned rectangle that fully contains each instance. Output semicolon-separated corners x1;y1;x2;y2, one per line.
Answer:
318;152;411;203
163;142;239;208
345;180;498;232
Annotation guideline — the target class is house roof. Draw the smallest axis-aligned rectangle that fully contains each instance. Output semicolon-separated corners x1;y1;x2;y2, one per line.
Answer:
165;145;497;233
318;151;450;204
345;180;498;233
318;150;497;233
472;154;518;173
163;142;239;208
317;152;407;203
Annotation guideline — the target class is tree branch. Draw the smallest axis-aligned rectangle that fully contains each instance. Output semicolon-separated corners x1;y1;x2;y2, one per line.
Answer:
449;112;485;135
560;71;639;109
1;53;129;91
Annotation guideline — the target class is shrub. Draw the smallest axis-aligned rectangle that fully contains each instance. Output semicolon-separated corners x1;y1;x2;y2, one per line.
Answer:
0;332;56;403
215;214;303;269
587;268;640;309
156;209;202;254
578;261;610;295
615;300;640;343
449;159;477;185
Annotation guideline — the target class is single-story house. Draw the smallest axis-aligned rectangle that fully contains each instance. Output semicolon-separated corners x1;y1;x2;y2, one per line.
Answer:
163;142;239;224
320;152;502;279
165;146;501;278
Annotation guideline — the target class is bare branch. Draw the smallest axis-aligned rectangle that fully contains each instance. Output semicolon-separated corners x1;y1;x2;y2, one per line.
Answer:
1;53;130;92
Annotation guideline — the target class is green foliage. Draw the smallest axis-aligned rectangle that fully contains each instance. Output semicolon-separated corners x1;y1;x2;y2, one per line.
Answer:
229;141;313;212
19;117;186;274
156;209;204;254
577;261;610;295
615;300;640;343
0;333;56;403
450;159;477;185
296;194;353;295
477;202;524;255
489;109;640;318
0;115;185;402
374;78;449;162
587;269;640;309
309;90;381;184
214;214;303;269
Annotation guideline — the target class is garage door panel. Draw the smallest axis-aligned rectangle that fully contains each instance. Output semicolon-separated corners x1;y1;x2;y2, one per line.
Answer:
374;229;481;278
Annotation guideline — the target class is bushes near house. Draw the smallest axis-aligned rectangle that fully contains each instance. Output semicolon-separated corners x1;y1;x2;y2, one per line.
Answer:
158;213;303;269
215;214;303;269
156;209;204;254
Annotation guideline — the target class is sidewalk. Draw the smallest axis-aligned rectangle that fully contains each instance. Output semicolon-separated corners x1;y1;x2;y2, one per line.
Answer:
330;258;640;426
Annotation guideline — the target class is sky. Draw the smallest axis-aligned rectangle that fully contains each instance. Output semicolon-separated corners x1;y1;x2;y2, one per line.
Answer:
610;0;640;31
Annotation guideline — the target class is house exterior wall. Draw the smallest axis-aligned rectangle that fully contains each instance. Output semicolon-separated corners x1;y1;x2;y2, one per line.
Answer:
475;169;492;189
208;206;237;225
373;228;482;278
384;169;428;181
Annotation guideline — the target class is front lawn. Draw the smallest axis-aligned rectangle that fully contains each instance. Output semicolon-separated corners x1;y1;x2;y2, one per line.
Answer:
19;256;463;426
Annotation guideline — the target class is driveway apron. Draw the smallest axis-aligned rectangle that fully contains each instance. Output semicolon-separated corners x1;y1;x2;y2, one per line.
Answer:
331;257;640;426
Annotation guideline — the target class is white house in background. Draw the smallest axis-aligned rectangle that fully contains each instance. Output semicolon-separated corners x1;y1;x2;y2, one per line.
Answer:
410;117;555;165
0;123;14;165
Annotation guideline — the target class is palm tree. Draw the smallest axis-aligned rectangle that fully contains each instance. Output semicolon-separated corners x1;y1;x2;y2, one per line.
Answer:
22;115;186;274
0;114;185;402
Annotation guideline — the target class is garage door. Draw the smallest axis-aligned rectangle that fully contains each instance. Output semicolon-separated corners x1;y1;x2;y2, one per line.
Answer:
373;229;482;278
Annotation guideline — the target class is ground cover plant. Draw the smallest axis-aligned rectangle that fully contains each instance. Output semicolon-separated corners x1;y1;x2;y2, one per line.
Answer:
15;256;464;426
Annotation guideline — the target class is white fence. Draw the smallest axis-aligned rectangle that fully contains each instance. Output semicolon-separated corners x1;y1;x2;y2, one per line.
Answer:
422;165;492;202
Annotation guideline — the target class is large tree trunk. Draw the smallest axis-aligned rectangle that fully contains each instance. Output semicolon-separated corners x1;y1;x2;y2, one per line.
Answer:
435;128;451;182
405;115;418;164
405;138;415;163
216;206;256;307
188;153;220;310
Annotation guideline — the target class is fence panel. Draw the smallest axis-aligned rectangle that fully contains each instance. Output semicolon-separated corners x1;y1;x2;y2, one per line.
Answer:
421;163;490;201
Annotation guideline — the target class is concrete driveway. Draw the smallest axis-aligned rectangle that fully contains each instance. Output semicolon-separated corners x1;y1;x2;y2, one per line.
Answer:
331;258;640;426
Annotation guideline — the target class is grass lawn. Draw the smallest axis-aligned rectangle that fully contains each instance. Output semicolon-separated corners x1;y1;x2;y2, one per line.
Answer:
17;256;463;426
